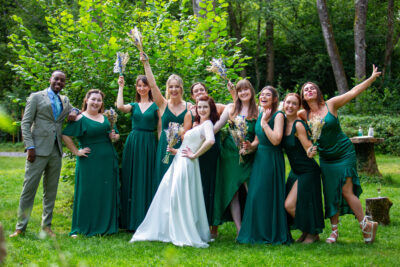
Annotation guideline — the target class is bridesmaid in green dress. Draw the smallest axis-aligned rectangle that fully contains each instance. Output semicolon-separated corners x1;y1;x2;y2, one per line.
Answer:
62;89;119;237
282;93;324;244
299;65;381;244
212;79;258;234
116;75;159;231
183;82;231;237
237;86;292;244
139;52;191;194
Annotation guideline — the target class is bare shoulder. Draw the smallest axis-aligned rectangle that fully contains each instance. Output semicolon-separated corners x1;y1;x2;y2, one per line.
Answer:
297;109;307;121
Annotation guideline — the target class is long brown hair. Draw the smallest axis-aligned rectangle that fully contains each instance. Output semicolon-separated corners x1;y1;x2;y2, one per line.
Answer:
82;89;105;113
195;95;219;124
260;86;280;115
135;75;153;102
230;79;258;120
300;82;325;112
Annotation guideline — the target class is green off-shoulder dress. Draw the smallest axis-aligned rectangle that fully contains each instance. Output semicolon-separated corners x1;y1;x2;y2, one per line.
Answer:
153;104;187;195
237;111;292;244
63;115;119;236
283;120;324;234
120;103;158;231
213;117;256;226
312;104;362;218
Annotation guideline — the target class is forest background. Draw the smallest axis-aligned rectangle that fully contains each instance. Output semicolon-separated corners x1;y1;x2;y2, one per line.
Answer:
0;0;399;156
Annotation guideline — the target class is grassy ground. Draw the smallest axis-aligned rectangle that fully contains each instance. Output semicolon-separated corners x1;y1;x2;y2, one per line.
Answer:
1;155;399;266
0;142;24;152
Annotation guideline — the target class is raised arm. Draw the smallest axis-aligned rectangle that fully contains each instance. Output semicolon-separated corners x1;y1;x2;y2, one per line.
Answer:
328;65;381;112
116;76;132;113
140;52;167;110
213;103;232;133
261;111;284;146
183;111;194;135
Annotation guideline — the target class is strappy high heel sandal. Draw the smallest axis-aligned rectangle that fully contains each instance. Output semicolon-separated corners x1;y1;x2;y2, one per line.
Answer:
360;216;378;244
326;224;338;244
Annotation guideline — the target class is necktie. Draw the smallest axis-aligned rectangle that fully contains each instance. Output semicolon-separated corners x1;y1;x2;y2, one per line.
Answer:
54;95;62;120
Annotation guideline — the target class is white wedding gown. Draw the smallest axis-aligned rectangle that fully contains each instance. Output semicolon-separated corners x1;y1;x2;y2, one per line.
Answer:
130;120;214;248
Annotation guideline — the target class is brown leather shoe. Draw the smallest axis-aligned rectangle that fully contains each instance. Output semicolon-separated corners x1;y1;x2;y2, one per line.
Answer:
9;229;24;238
42;227;56;238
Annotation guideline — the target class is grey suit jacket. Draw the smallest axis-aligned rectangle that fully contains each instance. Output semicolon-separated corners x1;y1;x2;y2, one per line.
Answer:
21;89;73;156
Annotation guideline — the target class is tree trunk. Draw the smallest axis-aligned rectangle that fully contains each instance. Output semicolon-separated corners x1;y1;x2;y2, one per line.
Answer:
354;0;368;80
227;0;246;77
316;0;349;94
192;0;205;18
383;0;395;79
254;10;261;91
266;19;274;85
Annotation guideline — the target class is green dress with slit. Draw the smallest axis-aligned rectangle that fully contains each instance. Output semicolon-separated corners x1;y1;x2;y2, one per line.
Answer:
237;111;292;244
63;115;119;236
283;120;324;234
213;117;256;226
120;103;158;231
311;105;362;218
153;103;187;195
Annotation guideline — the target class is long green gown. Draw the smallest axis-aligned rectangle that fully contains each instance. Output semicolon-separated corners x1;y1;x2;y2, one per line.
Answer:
311;104;362;218
63;115;119;236
153;103;187;195
120;103;158;231
283;120;324;235
237;111;292;244
213;117;256;226
188;111;221;226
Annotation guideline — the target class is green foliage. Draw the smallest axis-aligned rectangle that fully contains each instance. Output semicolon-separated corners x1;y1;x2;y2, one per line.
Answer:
340;114;400;156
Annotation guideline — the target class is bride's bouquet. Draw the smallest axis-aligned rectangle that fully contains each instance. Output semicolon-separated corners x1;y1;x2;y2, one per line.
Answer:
308;115;325;145
228;116;248;163
162;122;183;164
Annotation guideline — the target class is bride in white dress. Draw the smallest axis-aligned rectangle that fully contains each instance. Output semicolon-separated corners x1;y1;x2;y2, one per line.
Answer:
130;96;220;248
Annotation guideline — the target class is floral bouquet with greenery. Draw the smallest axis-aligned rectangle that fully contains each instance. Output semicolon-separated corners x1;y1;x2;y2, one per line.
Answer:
308;115;325;145
163;122;183;164
228;116;248;163
113;52;129;76
104;108;118;131
207;58;228;81
128;26;144;53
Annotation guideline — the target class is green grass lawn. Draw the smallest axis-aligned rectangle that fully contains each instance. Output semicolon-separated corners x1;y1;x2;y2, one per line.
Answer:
1;155;399;266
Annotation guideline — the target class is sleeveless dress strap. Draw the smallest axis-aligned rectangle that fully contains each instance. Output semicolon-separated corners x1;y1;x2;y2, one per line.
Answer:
294;119;311;138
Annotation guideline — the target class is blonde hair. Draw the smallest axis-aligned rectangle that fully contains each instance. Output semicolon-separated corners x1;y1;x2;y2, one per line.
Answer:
165;74;184;99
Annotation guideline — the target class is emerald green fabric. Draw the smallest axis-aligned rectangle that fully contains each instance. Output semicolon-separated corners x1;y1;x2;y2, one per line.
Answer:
63;115;119;236
237;111;292;244
314;108;362;218
283;120;324;234
213;118;256;226
120;103;158;230
153;104;187;195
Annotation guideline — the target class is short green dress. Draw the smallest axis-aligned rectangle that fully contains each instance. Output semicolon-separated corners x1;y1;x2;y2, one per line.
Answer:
63;115;119;236
237;111;292;244
153;103;187;195
311;105;362;218
213;117;256;226
283;120;324;235
120;103;158;231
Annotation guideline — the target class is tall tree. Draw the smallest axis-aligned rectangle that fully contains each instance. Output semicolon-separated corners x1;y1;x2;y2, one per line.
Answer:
265;0;274;85
227;0;246;77
354;0;368;80
192;0;205;18
383;0;398;79
316;0;348;94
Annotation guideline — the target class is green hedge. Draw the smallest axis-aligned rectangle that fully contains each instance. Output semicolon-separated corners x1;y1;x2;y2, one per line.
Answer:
339;114;400;156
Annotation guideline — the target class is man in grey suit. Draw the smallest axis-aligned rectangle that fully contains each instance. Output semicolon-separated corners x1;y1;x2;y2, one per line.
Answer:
10;71;75;237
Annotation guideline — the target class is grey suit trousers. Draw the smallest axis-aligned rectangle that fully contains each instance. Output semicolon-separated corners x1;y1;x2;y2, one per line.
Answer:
16;142;62;231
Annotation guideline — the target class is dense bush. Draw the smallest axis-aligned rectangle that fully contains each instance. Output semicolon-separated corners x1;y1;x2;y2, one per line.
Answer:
340;114;400;156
